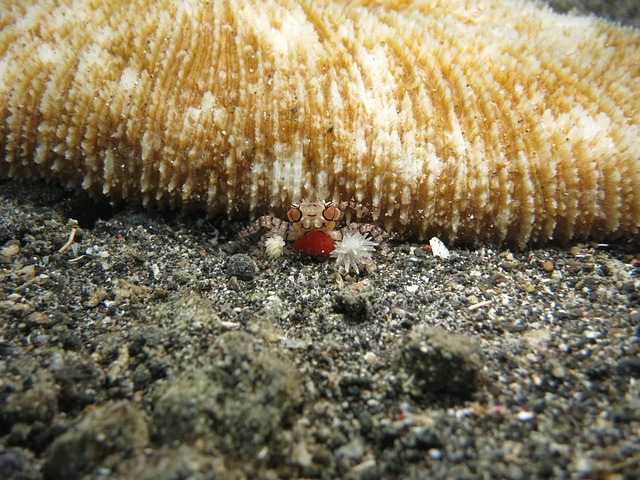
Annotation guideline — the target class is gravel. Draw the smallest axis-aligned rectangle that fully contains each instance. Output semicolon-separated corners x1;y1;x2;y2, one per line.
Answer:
3;1;640;477
1;178;639;479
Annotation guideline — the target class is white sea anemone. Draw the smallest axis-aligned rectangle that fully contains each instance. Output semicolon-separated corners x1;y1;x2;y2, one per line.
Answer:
265;235;285;258
331;232;377;274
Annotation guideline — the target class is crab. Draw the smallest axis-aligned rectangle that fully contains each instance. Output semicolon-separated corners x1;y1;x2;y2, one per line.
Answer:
239;200;392;257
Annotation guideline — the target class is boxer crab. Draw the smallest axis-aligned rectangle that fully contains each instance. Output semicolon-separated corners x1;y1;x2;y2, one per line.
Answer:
239;201;392;272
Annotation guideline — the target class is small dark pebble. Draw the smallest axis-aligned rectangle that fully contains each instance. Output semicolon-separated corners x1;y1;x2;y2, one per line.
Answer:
132;363;152;390
395;326;485;399
339;375;372;397
333;292;374;322
616;356;640;378
411;426;443;450
226;253;257;280
51;327;83;352
44;400;149;480
358;412;374;436
127;327;163;355
0;447;41;480
585;362;610;380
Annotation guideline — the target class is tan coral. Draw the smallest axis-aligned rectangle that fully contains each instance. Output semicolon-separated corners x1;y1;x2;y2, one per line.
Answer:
0;0;639;246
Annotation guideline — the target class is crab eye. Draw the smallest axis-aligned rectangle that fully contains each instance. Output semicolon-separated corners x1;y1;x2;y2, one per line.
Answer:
322;202;340;222
287;204;302;223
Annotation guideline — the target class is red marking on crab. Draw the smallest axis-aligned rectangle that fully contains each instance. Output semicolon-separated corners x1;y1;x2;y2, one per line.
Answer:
294;230;336;257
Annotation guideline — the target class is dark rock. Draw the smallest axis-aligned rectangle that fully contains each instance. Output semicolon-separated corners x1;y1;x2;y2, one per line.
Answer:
339;375;372;397
0;370;58;430
616;356;640;378
394;326;485;399
333;291;374;322
44;400;149;480
152;331;302;464
0;447;41;480
48;350;105;411
226;253;257;280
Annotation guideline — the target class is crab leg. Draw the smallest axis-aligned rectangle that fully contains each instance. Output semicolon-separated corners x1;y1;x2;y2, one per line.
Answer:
239;216;292;239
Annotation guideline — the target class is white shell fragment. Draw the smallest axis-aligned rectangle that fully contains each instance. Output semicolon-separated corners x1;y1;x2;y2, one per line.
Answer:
429;237;450;260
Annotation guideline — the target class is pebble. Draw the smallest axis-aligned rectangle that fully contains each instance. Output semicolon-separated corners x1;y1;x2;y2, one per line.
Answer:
363;351;377;364
226;253;257;280
1;242;20;257
546;359;567;379
44;401;149;479
395;326;485;398
428;449;443;460
516;410;536;422
335;438;365;460
616;357;640;378
332;291;375;322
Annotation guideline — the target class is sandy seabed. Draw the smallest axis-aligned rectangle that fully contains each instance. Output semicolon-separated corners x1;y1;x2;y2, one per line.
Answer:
1;178;639;479
1;2;640;478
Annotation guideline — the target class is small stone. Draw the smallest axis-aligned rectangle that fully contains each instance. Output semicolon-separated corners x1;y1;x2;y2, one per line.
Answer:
395;326;485;399
542;260;554;272
16;264;36;281
0;448;40;480
1;301;33;318
412;425;442;449
546;359;566;379
363;351;377;364
516;410;535;422
585;330;603;340
429;237;450;259
333;291;375;322
291;439;313;467
44;400;149;480
336;437;365;460
87;288;108;308
1;242;20;257
26;312;54;327
429;449;443;460
350;459;379;479
616;357;640;378
226;254;257;280
132;364;152;391
227;275;242;291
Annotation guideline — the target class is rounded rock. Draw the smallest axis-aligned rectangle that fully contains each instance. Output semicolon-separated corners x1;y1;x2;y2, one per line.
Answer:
395;326;485;399
226;254;257;281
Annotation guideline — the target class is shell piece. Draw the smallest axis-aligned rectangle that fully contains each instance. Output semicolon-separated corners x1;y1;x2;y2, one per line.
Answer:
429;237;450;260
0;0;639;246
